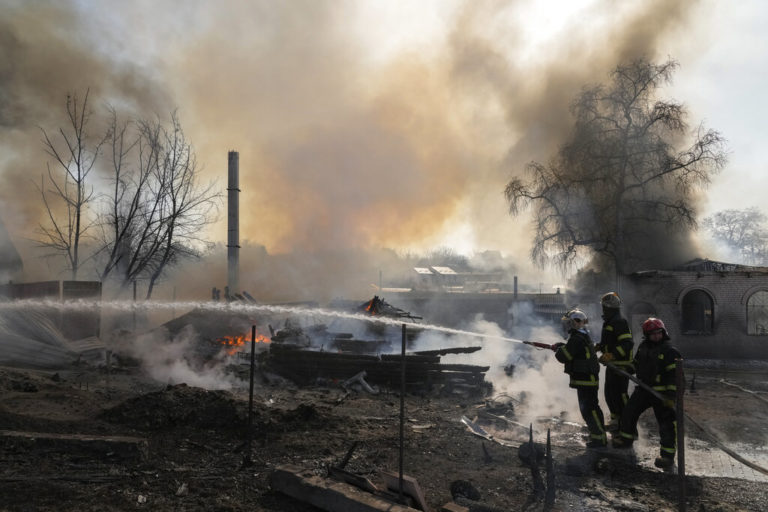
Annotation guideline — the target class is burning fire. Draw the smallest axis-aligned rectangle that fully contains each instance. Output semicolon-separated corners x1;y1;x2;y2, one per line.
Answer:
218;331;271;355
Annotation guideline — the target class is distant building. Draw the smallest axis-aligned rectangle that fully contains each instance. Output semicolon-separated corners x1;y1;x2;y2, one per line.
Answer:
409;265;509;292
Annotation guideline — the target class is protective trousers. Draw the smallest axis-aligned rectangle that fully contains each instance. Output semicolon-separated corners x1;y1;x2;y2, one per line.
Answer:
605;368;630;421
617;387;677;459
576;387;606;444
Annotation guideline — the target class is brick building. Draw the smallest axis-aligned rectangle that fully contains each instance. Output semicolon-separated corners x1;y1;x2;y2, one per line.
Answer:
614;259;768;360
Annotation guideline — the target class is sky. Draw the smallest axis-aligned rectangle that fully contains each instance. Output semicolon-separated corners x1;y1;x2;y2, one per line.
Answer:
0;0;766;293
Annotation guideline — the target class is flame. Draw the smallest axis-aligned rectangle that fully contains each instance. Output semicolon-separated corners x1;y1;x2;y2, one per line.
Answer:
219;331;271;355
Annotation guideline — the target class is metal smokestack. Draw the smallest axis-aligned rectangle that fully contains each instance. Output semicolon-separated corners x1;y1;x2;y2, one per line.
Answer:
227;151;240;294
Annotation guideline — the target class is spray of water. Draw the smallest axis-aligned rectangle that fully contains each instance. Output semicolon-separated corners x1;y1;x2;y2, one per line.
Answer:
0;298;589;440
0;299;531;345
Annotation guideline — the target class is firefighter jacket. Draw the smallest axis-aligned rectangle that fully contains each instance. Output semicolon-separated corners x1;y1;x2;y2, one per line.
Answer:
555;328;600;388
597;311;635;371
633;339;682;399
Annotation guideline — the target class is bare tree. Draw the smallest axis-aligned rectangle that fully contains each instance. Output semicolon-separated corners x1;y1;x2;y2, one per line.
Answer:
703;208;768;265
505;58;727;283
97;107;156;284
97;110;219;298
143;112;219;298
36;90;107;279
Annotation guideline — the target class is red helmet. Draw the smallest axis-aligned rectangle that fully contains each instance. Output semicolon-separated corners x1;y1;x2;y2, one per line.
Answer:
642;317;668;339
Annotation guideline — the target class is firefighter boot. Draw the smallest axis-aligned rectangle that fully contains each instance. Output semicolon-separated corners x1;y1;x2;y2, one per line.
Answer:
586;438;608;449
611;435;633;449
654;456;674;469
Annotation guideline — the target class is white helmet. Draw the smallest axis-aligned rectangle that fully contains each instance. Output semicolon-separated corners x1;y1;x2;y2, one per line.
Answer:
561;308;588;334
601;292;622;309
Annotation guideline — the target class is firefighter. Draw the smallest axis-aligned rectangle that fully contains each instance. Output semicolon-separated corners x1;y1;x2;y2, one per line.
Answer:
612;317;681;469
553;309;607;448
596;292;634;430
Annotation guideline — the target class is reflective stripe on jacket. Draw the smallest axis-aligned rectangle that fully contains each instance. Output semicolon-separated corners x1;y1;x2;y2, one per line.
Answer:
555;329;600;388
634;339;681;397
599;313;635;370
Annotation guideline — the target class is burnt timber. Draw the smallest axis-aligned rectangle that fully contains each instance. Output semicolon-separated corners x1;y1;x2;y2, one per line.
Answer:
263;344;490;394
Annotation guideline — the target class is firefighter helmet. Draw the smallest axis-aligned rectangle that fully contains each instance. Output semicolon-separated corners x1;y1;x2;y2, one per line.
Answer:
642;317;669;340
601;292;622;309
561;309;588;333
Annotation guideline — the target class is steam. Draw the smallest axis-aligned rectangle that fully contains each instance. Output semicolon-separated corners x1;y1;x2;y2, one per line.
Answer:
126;326;238;390
411;315;585;423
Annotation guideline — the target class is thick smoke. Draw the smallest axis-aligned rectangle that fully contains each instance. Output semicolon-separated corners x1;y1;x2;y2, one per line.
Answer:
0;0;703;295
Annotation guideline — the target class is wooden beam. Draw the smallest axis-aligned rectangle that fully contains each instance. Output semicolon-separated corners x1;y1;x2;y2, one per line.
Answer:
270;464;422;512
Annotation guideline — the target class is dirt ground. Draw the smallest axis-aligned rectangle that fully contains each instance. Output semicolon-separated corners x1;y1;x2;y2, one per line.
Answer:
1;362;767;512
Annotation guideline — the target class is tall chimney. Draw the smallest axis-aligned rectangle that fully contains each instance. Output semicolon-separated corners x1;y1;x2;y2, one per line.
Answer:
227;151;240;294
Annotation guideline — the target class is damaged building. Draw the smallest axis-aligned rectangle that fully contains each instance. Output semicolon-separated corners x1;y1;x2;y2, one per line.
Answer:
578;259;768;360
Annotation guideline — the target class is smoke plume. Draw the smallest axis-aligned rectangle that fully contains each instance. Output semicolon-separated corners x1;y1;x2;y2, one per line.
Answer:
0;0;704;296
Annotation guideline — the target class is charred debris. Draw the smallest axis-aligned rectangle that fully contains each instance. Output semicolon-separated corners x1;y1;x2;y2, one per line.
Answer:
263;296;489;396
160;295;492;397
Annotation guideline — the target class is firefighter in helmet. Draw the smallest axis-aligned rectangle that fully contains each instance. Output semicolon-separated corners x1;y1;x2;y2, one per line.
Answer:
596;292;634;430
612;317;681;469
553;309;607;448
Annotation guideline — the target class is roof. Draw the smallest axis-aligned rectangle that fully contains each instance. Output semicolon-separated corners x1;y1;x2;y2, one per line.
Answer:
631;258;768;277
414;267;433;275
431;266;457;275
673;258;749;272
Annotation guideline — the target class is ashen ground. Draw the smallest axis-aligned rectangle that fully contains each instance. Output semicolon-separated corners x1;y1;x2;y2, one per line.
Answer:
0;364;766;511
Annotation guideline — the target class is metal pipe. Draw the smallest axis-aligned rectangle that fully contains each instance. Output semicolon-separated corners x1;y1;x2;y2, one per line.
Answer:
545;428;555;507
399;323;406;502
245;324;256;466
676;358;686;512
227;151;240;294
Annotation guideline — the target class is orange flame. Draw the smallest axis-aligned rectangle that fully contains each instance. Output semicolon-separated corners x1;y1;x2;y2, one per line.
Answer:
219;331;271;355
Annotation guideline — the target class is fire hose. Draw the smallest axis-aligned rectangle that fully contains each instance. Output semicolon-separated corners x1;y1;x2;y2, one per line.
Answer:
605;362;768;476
522;340;768;477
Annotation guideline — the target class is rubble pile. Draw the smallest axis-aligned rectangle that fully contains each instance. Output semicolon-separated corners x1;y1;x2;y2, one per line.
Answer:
264;343;491;395
99;383;244;431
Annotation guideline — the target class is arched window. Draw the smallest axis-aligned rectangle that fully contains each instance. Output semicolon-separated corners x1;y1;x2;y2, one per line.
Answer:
681;290;714;334
747;291;768;335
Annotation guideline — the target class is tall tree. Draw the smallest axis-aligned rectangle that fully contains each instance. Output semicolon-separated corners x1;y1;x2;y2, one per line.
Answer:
36;90;107;279
702;208;768;265
505;58;727;284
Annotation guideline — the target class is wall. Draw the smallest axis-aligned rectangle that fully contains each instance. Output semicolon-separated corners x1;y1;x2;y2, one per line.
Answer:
621;270;768;360
0;280;102;341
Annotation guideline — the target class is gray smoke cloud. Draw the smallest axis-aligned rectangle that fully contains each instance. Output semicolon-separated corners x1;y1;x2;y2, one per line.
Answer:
0;0;704;297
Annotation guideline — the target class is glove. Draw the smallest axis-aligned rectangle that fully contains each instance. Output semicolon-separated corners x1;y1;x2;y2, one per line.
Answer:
553;342;565;351
598;353;614;364
595;343;604;352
